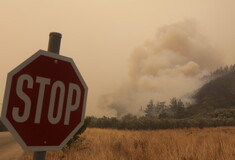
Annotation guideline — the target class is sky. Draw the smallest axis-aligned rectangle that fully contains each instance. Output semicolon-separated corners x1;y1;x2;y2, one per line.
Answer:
1;0;235;117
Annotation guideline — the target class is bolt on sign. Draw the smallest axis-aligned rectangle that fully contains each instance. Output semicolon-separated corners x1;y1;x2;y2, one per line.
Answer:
1;50;88;151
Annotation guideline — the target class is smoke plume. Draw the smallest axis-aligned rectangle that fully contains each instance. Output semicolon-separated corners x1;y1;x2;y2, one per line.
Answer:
99;20;224;117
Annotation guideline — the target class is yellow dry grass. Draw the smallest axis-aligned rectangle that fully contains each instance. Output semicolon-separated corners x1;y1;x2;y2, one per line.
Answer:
20;127;235;160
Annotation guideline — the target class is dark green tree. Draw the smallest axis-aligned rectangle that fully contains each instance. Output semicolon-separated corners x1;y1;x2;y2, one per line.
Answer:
169;97;185;118
144;100;156;118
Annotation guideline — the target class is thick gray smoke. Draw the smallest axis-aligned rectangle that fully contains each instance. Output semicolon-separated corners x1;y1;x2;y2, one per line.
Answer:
99;20;224;117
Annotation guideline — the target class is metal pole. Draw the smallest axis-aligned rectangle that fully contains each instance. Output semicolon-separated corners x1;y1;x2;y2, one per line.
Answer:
48;32;62;54
33;151;46;160
33;32;62;160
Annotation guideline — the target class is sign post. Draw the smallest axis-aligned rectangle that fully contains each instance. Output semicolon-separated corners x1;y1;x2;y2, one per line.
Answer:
1;32;88;160
33;32;62;160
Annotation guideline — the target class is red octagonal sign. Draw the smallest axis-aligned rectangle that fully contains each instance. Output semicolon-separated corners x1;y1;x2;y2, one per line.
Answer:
1;50;88;151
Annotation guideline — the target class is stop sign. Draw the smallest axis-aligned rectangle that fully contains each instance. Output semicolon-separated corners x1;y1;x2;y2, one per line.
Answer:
1;50;88;151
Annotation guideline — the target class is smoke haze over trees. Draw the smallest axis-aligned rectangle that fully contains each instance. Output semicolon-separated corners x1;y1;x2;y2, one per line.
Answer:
98;20;224;117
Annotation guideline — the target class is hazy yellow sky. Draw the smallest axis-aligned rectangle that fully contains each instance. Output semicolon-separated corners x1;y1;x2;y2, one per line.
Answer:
1;0;235;116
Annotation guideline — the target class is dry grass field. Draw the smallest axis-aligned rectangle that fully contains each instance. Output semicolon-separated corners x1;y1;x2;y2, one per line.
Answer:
20;127;235;160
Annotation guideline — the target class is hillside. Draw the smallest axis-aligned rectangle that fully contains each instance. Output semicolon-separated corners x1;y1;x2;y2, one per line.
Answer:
187;67;235;118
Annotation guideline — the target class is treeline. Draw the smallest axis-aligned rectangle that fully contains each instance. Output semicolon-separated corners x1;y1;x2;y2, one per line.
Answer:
87;96;235;130
144;98;235;119
87;116;235;130
144;98;188;119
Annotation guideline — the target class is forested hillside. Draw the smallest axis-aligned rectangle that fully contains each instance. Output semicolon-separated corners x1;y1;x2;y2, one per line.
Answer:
188;65;235;118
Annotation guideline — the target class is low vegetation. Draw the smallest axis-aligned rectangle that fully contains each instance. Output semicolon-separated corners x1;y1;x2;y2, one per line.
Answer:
88;116;235;130
20;127;235;160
